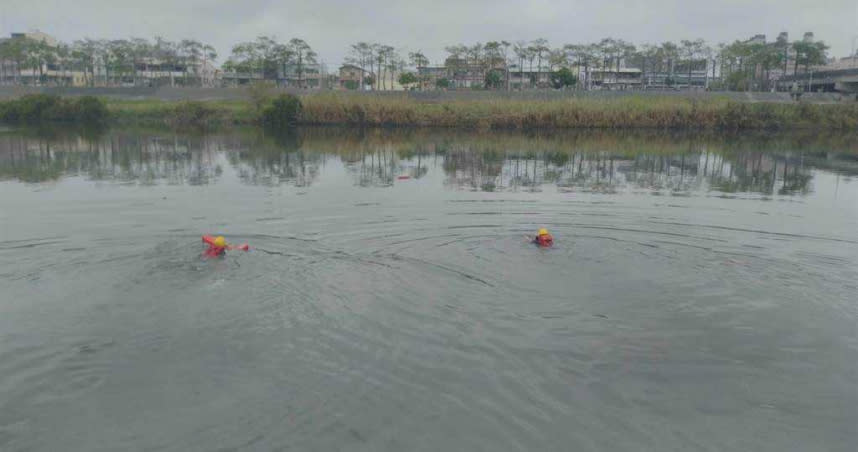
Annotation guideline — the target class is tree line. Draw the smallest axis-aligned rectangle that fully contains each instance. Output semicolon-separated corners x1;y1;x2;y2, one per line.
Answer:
221;36;317;88
392;36;831;91
0;36;218;87
0;32;833;91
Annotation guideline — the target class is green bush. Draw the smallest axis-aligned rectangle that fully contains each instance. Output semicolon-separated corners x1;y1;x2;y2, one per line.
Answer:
261;94;303;128
484;71;504;89
0;94;108;124
73;96;109;123
166;101;221;128
550;68;578;89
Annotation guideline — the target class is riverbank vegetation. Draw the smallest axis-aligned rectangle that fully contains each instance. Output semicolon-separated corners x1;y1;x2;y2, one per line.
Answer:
0;94;109;124
2;93;858;131
297;93;858;130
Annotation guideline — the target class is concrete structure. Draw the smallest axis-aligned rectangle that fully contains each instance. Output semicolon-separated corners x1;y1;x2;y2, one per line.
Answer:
507;65;551;89
220;72;264;86
589;67;642;89
777;67;858;93
221;63;325;89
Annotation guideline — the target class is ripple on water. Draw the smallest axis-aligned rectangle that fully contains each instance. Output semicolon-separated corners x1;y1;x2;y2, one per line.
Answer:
2;149;858;451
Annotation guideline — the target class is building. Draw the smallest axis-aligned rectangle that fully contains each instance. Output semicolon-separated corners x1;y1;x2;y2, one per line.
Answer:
819;56;858;71
339;64;373;90
588;67;642;89
10;30;57;46
0;33;101;87
0;37;16;85
507;65;551;89
221;62;325;88
0;31;68;85
281;62;324;89
220;71;264;86
416;66;447;89
444;56;485;88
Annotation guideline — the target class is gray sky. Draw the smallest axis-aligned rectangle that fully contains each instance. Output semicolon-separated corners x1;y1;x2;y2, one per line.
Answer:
2;0;856;67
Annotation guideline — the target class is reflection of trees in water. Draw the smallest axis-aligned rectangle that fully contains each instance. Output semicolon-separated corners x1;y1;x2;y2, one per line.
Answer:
223;131;322;187
0;128;322;187
350;147;397;187
438;148;816;195
442;145;505;191
1;127;855;195
442;149;632;193
0;130;223;185
340;142;430;188
0;135;66;182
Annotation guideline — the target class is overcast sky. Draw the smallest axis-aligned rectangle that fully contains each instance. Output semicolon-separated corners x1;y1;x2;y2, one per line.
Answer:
2;0;856;68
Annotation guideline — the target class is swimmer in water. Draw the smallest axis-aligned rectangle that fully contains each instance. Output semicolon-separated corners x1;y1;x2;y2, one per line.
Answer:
202;235;249;258
530;228;554;247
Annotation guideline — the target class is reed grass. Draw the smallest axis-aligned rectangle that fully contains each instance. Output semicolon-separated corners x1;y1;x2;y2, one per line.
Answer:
299;93;858;130
3;93;855;131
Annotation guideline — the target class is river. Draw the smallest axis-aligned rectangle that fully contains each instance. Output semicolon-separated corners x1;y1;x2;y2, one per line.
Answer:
1;127;857;452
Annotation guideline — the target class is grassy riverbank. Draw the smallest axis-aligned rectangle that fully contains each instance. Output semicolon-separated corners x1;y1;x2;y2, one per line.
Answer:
108;94;858;130
4;93;858;130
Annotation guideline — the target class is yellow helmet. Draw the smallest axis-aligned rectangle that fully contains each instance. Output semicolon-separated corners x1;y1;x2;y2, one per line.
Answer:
213;236;226;247
538;228;549;236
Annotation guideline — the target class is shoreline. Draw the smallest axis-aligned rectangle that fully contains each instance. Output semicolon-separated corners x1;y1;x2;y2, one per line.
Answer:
2;92;858;131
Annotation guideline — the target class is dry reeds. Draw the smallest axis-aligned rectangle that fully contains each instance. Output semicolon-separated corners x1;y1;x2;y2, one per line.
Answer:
299;93;858;131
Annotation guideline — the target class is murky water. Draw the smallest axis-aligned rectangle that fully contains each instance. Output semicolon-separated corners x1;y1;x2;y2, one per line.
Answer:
1;127;857;452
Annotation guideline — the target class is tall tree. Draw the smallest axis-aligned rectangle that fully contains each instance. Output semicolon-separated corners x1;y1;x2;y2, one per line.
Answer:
513;41;529;90
153;36;179;86
345;42;373;89
634;44;659;88
444;44;468;88
408;50;430;90
107;39;135;86
201;44;217;87
288;38;317;88
660;41;679;84
548;48;567;72
775;33;791;76
408;50;429;68
531;38;549;88
129;38;151;86
179;39;203;85
680;39;705;88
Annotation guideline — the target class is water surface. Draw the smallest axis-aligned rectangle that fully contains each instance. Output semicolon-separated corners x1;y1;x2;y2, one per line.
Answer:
1;127;857;452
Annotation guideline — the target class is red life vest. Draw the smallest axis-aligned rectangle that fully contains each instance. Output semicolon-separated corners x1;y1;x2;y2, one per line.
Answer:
202;235;225;258
536;234;554;247
203;246;226;257
201;235;249;257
